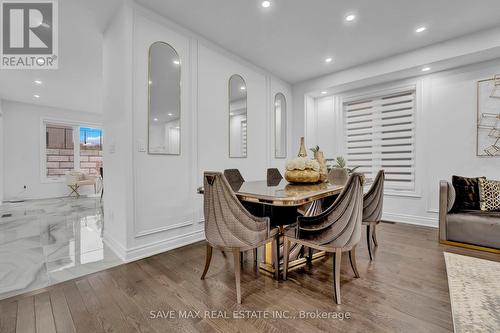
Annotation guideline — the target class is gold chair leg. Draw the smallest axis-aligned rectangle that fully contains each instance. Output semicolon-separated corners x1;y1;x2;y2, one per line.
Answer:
68;185;80;197
333;251;342;304
233;249;242;304
282;237;290;280
349;247;360;278
372;223;378;247
200;244;212;280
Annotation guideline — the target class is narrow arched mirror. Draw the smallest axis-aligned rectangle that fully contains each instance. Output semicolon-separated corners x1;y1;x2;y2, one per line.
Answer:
274;93;287;158
228;74;247;158
148;42;181;155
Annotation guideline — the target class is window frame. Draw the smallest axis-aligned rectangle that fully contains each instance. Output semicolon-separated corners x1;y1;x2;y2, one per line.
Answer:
341;82;423;198
40;117;102;183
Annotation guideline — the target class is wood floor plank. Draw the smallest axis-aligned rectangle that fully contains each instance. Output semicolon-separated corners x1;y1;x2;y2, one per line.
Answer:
34;292;56;333
88;273;157;333
3;222;499;333
49;286;76;333
0;299;17;333
108;263;201;333
16;297;36;333
62;282;104;333
75;278;136;333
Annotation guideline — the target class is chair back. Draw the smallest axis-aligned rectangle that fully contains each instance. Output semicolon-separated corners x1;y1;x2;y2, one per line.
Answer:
363;170;385;223
203;172;270;249
223;169;245;191
298;173;364;248
266;168;283;186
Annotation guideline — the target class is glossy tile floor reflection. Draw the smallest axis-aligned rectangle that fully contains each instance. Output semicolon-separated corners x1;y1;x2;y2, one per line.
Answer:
0;197;122;300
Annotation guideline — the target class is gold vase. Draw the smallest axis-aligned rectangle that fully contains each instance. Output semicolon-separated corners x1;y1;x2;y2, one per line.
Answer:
298;137;307;157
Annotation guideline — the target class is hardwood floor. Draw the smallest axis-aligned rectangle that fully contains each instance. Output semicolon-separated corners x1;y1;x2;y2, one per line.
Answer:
1;222;499;333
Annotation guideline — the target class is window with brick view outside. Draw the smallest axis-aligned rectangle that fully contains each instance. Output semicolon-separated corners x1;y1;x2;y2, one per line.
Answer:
79;127;103;176
45;125;103;177
46;124;75;177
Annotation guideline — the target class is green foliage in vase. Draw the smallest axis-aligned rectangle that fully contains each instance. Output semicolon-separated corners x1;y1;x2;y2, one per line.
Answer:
309;145;320;154
327;156;360;173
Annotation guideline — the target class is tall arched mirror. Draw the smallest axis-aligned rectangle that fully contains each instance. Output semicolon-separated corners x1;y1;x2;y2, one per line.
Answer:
228;74;247;158
274;93;287;158
148;42;181;155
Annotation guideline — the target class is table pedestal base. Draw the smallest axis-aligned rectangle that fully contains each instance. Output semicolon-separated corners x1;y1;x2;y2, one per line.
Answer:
259;247;327;276
259;199;330;278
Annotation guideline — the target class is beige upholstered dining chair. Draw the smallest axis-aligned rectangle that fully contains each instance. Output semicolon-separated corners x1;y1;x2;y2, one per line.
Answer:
363;170;385;261
201;171;280;304
283;173;364;304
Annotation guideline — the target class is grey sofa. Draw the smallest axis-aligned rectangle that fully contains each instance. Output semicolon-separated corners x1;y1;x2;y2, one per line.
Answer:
439;180;500;251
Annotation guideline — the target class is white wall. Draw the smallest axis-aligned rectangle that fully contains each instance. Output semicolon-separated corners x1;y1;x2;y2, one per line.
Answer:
304;59;500;227
102;2;293;261
1;100;102;201
102;0;134;258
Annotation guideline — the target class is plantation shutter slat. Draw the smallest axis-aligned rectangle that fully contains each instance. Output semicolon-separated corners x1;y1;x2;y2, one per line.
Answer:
345;89;416;191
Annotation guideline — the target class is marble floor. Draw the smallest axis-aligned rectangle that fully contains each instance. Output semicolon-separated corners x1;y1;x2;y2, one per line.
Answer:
0;196;123;300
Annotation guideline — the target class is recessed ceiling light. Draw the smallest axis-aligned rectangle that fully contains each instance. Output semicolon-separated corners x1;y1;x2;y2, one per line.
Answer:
345;14;356;22
240;86;246;90
415;26;427;33
167;113;173;116
173;60;180;65
321;91;327;95
421;67;431;72
153;118;158;122
325;57;333;63
34;80;42;85
261;1;271;8
34;94;40;98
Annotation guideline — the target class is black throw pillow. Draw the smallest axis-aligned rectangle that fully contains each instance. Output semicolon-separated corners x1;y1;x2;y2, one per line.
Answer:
451;175;485;211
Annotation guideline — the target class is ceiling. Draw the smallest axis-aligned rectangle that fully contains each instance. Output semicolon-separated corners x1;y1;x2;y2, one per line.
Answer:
137;0;500;83
2;0;500;114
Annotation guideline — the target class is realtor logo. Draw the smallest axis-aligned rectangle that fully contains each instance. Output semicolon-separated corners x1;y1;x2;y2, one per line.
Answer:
1;0;58;69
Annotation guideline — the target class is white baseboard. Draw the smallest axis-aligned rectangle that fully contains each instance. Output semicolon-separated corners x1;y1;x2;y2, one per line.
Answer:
104;228;205;263
124;229;205;262
103;232;127;261
383;212;438;228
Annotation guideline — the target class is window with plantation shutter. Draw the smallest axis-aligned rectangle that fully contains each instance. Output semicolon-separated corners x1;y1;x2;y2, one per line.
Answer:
344;88;416;191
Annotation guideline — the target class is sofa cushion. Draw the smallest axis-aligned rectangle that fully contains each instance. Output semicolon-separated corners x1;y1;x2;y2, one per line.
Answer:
478;178;500;211
452;175;485;211
447;211;500;249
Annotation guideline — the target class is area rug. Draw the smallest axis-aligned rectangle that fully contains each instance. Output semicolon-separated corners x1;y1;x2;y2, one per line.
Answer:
444;252;500;332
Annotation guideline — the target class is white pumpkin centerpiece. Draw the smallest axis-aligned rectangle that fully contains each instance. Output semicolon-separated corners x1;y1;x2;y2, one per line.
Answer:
285;157;321;183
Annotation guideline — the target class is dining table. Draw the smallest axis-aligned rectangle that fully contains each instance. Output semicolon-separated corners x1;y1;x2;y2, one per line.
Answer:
198;178;346;278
